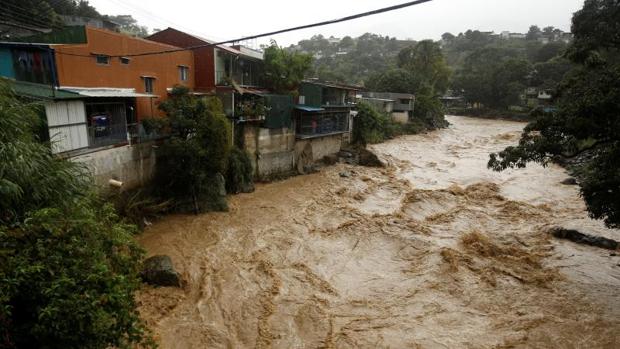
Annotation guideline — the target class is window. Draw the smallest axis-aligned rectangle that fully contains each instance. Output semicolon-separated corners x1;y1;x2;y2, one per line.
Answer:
400;99;411;105
143;77;155;93
120;57;130;65
178;66;189;81
95;54;110;65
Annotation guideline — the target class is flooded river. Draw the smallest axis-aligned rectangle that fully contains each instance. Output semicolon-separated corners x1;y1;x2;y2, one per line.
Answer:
138;115;620;348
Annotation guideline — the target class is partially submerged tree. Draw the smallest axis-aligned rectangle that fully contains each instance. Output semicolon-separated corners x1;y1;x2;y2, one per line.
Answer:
0;82;150;348
489;0;620;228
155;86;231;212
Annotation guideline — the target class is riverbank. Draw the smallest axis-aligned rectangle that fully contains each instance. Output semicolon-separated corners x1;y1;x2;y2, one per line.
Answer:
137;115;620;348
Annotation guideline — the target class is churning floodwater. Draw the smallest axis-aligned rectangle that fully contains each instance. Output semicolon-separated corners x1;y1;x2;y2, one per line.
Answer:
137;115;620;348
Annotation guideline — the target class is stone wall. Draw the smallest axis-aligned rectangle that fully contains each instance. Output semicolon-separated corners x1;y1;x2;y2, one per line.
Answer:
71;141;156;190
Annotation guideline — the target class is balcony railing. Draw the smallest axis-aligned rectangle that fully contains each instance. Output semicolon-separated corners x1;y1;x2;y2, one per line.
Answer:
88;123;128;148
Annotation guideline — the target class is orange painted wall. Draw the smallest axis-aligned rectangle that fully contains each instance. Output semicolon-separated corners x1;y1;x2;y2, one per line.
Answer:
53;27;194;119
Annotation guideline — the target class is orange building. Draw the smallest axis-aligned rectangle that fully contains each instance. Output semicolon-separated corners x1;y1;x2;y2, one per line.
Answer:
53;26;194;119
1;26;195;154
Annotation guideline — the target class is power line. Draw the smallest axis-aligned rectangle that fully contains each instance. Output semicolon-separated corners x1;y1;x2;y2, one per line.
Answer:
103;0;203;36
56;0;433;58
0;2;63;29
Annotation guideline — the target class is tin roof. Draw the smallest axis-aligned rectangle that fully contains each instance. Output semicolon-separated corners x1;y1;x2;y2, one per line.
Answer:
295;105;325;112
6;80;82;100
60;87;158;98
302;80;362;91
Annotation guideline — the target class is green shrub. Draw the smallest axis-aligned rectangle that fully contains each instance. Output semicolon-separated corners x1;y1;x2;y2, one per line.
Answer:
155;86;231;213
353;101;429;146
226;147;254;194
108;188;170;230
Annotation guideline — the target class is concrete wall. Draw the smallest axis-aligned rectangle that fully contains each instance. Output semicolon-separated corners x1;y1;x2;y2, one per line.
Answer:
295;133;344;162
71;141;156;190
243;125;296;180
391;111;409;124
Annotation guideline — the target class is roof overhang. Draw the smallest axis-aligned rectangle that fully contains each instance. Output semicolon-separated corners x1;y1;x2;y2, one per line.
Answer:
60;86;158;98
295;105;325;112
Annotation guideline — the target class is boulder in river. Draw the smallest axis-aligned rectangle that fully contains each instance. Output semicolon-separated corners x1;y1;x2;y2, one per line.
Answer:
358;148;384;167
141;255;182;287
561;177;578;185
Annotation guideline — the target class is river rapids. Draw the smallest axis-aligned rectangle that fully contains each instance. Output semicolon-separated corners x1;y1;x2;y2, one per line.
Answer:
137;115;620;348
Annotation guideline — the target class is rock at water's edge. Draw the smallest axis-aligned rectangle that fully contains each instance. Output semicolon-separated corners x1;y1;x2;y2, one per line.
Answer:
358;148;384;167
141;255;182;287
561;177;578;185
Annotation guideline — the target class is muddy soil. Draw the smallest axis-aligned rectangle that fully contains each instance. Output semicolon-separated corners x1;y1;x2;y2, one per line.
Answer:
137;115;620;348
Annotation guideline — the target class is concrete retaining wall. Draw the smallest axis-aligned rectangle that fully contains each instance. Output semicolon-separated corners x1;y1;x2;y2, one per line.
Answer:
295;133;345;162
243;125;296;180
391;111;409;124
71;142;156;190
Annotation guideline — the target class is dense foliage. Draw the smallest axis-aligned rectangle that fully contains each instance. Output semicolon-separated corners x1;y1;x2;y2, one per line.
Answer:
489;0;620;228
288;33;416;85
225;147;254;194
446;29;573;112
263;42;312;94
1;0;147;39
155;86;231;213
352;101;426;146
0;82;150;348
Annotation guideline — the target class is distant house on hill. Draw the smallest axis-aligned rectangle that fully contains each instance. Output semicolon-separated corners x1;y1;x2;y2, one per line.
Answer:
361;92;415;124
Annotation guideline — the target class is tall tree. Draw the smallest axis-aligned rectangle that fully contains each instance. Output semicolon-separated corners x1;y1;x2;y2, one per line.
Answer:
264;42;312;94
526;25;542;40
489;0;620;228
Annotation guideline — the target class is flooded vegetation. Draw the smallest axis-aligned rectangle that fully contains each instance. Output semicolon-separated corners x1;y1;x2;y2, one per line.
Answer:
138;116;620;348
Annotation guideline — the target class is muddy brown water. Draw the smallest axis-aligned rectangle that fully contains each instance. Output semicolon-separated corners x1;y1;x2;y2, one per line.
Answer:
137;115;620;348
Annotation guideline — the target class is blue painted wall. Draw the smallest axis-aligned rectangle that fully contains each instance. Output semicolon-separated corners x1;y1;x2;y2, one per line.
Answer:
0;48;15;78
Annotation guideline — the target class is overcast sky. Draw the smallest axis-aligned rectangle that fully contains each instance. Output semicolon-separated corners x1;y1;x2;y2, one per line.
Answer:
89;0;585;47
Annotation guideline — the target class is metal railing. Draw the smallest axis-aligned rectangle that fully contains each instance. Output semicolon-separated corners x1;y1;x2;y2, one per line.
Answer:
88;123;128;148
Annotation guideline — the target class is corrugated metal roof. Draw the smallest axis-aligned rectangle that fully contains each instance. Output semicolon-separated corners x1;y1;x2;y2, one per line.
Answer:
6;80;82;100
302;80;362;91
61;86;157;98
295;105;325;112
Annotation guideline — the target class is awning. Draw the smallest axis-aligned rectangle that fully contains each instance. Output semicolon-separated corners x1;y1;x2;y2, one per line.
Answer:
6;80;82;100
295;105;325;112
60;87;158;98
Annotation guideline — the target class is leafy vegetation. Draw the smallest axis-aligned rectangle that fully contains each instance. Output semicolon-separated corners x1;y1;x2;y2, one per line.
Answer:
489;0;620;228
352;101;426;146
0;82;151;348
263;42;313;94
1;1;148;39
225;147;254;194
444;26;573;114
288;33;416;85
155;86;231;213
